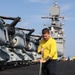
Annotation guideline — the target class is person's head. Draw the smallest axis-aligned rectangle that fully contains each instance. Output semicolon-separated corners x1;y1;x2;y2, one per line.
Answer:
42;28;50;41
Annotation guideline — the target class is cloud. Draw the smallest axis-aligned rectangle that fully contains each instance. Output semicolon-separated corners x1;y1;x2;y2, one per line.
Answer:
28;14;50;24
59;2;75;21
65;17;75;21
28;0;49;3
60;3;73;13
22;22;30;27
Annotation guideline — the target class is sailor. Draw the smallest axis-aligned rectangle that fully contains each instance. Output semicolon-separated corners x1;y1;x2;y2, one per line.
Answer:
38;28;58;75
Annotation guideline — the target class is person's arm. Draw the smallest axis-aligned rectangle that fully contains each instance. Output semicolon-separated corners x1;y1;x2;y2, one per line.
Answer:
37;40;44;53
38;44;42;54
44;40;57;62
45;56;50;61
38;45;44;54
48;40;57;59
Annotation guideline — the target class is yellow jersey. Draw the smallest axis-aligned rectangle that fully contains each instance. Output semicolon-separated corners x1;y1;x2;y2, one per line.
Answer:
38;37;58;60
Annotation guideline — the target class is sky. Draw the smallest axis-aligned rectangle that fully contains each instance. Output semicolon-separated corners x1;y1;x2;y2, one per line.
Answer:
0;0;75;58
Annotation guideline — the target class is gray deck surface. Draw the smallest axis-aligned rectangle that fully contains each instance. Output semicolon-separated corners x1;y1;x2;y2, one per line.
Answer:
0;61;75;75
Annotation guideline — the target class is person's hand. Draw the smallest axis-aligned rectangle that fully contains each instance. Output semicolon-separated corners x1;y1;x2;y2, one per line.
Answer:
40;59;46;63
40;48;44;52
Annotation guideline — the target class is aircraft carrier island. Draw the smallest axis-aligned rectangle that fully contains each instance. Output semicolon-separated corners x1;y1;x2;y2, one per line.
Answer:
0;1;75;75
41;1;65;58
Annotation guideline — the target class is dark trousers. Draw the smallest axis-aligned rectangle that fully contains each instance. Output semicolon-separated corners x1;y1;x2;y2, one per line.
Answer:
42;60;57;75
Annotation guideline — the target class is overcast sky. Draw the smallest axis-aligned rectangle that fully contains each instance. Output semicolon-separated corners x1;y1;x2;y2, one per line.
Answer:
0;0;75;57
